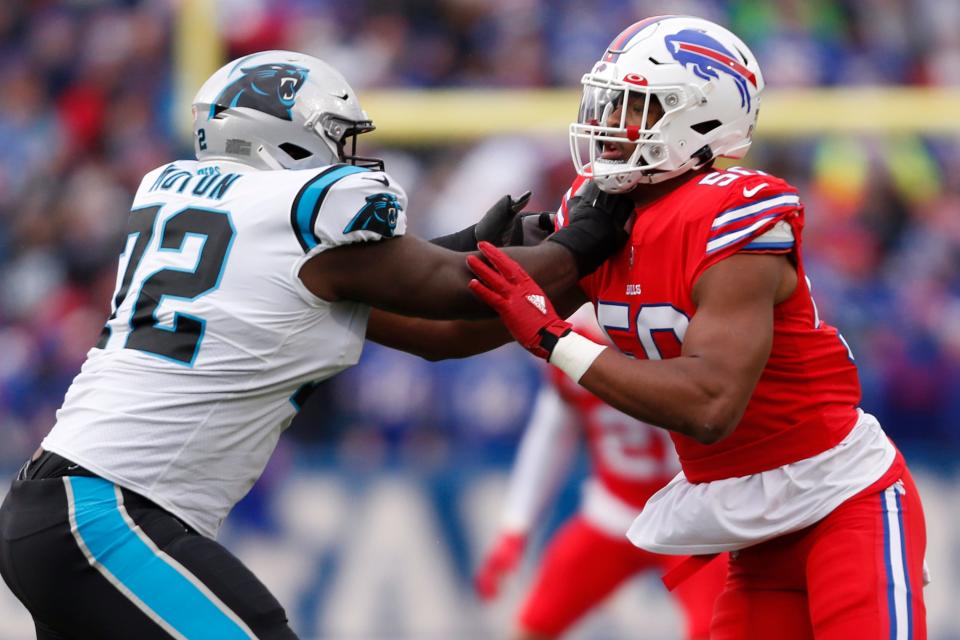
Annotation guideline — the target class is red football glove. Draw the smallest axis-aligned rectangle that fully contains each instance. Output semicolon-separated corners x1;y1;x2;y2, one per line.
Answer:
474;532;527;601
467;242;572;360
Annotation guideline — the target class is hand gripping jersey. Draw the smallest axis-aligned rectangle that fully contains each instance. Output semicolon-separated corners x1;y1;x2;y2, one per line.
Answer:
557;166;861;482
43;160;407;537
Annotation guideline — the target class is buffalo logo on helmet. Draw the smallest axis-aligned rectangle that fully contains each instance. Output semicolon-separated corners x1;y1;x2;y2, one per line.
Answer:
210;63;309;121
343;192;401;238
664;29;758;112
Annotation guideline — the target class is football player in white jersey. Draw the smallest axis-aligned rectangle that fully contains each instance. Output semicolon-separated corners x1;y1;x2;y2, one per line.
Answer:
0;51;633;640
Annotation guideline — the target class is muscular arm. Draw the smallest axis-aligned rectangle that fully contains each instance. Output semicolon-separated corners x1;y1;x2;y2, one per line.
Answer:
366;284;590;360
365;312;511;361
576;253;796;444
299;234;578;320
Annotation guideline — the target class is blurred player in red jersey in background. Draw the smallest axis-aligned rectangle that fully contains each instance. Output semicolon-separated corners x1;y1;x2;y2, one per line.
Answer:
466;15;929;639
475;306;725;639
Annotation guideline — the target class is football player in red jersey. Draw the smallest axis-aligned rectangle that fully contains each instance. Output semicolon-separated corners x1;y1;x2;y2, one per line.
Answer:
462;15;928;640
475;308;725;640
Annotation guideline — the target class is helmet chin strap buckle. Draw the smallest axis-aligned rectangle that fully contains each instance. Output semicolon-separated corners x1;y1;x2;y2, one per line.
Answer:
303;110;323;131
691;144;714;168
255;144;286;170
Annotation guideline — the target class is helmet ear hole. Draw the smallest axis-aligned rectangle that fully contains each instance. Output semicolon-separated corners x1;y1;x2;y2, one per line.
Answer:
279;142;312;160
732;45;749;64
691;120;722;135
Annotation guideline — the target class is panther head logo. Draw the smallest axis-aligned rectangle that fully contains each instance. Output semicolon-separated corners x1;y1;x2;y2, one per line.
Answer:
210;63;309;121
343;192;401;238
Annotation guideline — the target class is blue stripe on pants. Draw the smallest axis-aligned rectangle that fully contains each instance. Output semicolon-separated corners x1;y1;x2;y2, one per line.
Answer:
67;476;252;640
881;491;897;639
882;485;915;640
895;490;913;639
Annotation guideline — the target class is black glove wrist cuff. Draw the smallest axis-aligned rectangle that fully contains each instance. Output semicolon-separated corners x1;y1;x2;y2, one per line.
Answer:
430;224;479;252
537;326;572;358
548;183;633;276
547;224;621;277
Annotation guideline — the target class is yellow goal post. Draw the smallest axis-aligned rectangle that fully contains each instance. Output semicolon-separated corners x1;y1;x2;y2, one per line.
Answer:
356;88;960;144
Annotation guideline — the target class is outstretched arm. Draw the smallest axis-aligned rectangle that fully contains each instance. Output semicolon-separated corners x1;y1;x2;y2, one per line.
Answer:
365;311;511;360
300;236;577;320
365;286;589;359
299;182;630;321
468;243;797;444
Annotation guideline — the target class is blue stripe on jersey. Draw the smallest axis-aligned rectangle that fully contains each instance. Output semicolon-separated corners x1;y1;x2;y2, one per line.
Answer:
710;207;788;240
66;477;253;639
740;240;795;252
706;212;783;254
710;193;799;230
291;165;368;252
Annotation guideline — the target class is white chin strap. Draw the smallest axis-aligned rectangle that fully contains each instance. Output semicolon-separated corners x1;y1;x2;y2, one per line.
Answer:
593;156;707;192
593;170;643;193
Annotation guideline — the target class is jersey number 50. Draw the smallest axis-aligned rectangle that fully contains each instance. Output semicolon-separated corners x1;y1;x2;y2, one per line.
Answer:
96;205;235;366
597;302;690;360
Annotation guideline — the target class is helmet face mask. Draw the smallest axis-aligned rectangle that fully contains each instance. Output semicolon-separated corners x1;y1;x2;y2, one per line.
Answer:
569;16;765;193
193;51;383;171
570;77;702;192
310;113;383;171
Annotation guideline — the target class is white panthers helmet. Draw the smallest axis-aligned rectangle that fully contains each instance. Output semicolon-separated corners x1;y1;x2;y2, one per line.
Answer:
570;16;765;192
192;51;381;171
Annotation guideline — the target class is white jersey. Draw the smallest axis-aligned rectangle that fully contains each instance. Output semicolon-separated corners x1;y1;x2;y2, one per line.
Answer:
43;159;407;538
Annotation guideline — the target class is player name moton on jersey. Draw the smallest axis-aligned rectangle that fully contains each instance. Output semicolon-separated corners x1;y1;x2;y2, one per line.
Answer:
149;164;243;200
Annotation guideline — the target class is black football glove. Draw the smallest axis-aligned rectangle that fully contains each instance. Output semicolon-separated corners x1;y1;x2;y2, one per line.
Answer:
476;191;532;246
475;191;556;247
507;211;557;247
430;191;534;251
547;181;634;276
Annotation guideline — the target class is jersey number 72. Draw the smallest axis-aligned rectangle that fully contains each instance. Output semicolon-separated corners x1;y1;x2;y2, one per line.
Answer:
96;205;235;366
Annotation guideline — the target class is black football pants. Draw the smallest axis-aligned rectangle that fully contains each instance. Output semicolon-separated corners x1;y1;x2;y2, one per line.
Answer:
0;451;297;639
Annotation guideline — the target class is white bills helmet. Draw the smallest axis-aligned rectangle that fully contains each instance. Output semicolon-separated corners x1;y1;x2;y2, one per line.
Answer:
570;16;765;192
192;51;382;171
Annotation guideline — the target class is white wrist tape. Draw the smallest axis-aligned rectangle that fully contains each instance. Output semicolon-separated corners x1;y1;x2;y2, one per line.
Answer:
548;331;607;382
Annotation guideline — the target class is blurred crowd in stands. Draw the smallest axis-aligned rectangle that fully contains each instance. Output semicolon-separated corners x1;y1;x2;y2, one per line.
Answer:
2;0;960;473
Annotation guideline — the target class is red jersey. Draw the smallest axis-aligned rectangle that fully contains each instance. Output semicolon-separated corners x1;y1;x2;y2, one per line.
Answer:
548;364;679;511
557;167;861;482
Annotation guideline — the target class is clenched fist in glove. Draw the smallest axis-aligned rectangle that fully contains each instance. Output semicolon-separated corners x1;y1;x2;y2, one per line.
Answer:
474;532;527;601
